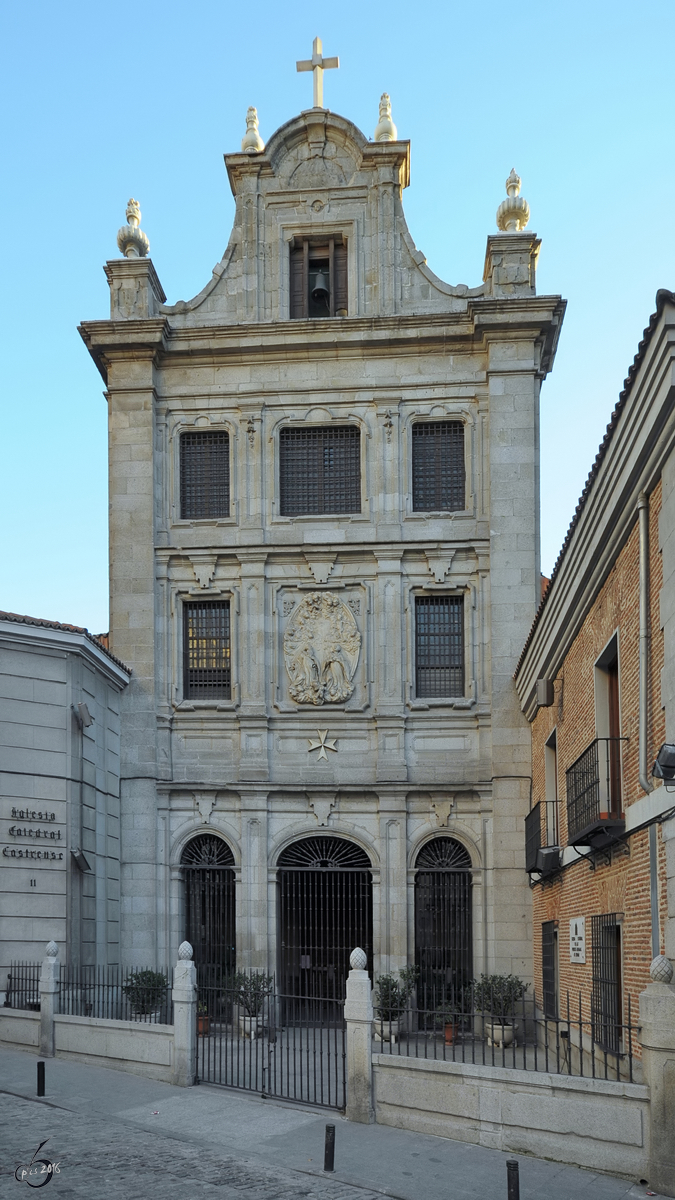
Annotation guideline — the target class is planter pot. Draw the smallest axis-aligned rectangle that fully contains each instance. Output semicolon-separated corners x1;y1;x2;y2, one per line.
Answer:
486;1019;517;1048
374;1018;400;1043
239;1014;261;1040
444;1021;458;1045
198;1014;210;1037
132;1010;162;1024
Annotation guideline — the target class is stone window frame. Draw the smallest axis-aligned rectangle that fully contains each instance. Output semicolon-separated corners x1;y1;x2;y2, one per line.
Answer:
401;402;476;524
171;583;240;711
405;584;471;708
267;407;371;527
278;220;358;323
168;414;239;530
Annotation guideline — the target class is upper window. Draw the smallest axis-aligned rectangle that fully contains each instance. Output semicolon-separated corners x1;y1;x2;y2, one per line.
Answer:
415;596;464;698
279;425;361;516
183;600;231;700
290;237;348;319
412;421;465;511
180;430;230;520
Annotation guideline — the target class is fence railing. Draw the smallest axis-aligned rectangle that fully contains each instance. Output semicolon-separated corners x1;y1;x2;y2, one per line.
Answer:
374;986;639;1082
5;963;41;1011
58;964;173;1023
566;737;627;844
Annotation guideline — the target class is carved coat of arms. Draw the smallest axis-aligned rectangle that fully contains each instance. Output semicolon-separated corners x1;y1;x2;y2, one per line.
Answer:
283;591;361;706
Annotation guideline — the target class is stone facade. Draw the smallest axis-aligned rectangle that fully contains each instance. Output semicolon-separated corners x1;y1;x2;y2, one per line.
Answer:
515;290;675;1044
80;105;565;983
0;613;129;994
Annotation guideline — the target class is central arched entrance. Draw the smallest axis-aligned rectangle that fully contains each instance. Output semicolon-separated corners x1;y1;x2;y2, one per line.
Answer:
414;836;473;1011
277;835;372;1001
181;834;235;970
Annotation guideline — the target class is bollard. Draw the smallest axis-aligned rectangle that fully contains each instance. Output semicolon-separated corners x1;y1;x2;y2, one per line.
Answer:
506;1159;519;1200
324;1124;335;1172
37;1061;45;1097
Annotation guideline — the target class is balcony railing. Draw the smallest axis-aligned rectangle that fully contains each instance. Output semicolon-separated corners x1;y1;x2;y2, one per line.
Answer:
525;801;561;877
566;737;627;847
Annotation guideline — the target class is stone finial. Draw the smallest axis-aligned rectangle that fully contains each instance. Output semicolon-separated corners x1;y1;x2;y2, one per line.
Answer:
45;940;59;958
241;106;265;154
496;168;530;233
178;940;194;961
374;93;397;142
116;198;150;259
650;954;674;983
350;947;367;970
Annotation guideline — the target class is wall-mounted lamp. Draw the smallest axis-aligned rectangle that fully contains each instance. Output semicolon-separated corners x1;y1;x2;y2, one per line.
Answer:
73;702;94;728
653;743;675;790
71;848;92;873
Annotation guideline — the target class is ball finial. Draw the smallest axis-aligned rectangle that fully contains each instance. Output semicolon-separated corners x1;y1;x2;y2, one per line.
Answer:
496;168;530;233
116;198;150;258
350;947;367;970
374;93;397;142
178;941;194;961
650;954;674;983
241;107;265;154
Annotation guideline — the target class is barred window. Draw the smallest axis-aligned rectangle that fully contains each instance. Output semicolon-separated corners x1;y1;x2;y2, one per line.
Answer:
591;913;622;1053
180;430;230;520
279;425;361;516
415;596;464;698
183;601;231;699
412;421;465;511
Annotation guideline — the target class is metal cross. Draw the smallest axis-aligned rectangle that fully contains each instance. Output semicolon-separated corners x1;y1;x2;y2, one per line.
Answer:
296;37;339;110
308;729;338;761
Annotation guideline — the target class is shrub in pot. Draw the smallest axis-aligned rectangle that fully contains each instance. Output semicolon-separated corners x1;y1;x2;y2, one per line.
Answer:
121;969;167;1019
231;970;274;1038
472;974;528;1046
374;966;417;1039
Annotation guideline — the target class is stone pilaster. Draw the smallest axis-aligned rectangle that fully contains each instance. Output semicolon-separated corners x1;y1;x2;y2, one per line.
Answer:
172;942;197;1087
483;234;540;299
344;953;374;1123
39;942;59;1058
639;974;675;1195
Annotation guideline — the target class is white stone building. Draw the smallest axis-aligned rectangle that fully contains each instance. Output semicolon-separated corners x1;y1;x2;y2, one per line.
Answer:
0;612;129;995
80;90;565;1002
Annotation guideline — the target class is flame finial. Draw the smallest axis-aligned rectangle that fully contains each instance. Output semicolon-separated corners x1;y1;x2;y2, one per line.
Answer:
116;198;150;258
241;107;265;154
496;169;530;233
374;93;397;142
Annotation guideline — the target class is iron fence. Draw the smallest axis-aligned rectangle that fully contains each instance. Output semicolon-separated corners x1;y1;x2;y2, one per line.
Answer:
374;983;639;1082
58;964;173;1023
5;962;40;1010
196;967;346;1109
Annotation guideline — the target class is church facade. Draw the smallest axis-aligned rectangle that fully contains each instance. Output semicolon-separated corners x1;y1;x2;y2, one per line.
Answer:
80;89;565;1000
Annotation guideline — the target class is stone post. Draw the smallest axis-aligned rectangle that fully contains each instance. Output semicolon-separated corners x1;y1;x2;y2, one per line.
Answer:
39;941;59;1058
172;941;197;1087
639;955;675;1197
344;948;374;1123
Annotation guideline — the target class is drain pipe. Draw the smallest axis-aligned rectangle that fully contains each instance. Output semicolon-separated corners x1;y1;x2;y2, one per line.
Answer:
638;491;660;958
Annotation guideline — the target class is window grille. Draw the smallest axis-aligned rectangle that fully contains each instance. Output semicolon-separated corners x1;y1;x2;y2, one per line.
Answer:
279;425;361;515
414;837;472;1011
181;835;235;969
415;595;464;698
412;421;465;511
290;238;348;319
183;601;231;699
542;921;557;1019
180;430;229;520
591;913;622;1053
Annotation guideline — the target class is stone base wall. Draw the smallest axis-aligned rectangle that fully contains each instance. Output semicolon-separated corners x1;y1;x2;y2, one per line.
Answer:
373;1053;649;1179
0;1008;40;1051
0;1010;175;1084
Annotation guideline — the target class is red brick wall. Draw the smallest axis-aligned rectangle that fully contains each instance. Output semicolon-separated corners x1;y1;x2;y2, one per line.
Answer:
530;480;665;1046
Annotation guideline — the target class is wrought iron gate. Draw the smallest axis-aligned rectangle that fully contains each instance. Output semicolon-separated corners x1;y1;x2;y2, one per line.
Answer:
181;834;235;969
414;837;473;1011
196;970;346;1109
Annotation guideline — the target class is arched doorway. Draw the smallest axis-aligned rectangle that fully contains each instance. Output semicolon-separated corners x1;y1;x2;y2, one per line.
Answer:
414;837;472;1010
181;834;235;969
277;836;372;1001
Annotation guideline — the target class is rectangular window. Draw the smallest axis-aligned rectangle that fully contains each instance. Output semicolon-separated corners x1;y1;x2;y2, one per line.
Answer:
290;238;348;318
279;425;360;515
183;601;231;699
415;596;464;698
180;430;230;520
542;921;558;1019
591;913;622;1053
412;421;465;511
594;636;622;816
544;729;559;845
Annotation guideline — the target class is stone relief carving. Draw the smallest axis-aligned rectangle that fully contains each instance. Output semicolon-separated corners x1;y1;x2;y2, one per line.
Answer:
282;598;295;617
283;591;361;706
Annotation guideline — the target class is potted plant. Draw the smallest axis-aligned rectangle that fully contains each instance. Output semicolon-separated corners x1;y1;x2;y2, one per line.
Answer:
472;974;528;1047
121;969;167;1022
231;970;274;1039
197;1001;210;1037
374;966;418;1042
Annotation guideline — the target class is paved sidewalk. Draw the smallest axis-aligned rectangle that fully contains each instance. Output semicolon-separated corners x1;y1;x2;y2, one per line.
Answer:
0;1048;656;1199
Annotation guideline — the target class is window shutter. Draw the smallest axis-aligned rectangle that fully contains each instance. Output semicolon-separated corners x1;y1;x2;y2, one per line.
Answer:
412;421;465;511
290;244;307;319
334;243;348;315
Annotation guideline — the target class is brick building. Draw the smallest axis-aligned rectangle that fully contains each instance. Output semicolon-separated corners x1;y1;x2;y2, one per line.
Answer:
515;291;675;1063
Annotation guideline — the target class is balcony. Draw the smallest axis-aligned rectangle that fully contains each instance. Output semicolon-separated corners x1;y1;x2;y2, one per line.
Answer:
525;801;561;878
566;737;627;849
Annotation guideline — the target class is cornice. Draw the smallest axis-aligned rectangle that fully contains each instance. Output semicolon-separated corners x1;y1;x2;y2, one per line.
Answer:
78;318;171;382
0;619;130;686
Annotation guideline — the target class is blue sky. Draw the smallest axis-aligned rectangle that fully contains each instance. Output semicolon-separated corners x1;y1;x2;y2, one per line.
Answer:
1;0;672;633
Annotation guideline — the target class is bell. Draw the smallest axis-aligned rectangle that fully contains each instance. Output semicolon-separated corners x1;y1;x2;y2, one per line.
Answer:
311;271;330;304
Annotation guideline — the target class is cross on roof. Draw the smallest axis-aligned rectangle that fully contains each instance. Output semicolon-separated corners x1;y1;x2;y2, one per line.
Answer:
296;36;339;110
